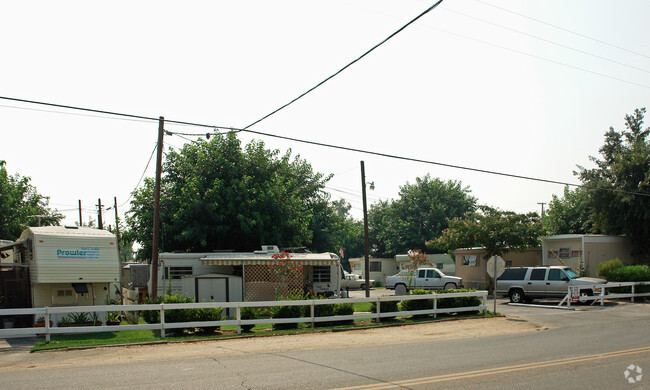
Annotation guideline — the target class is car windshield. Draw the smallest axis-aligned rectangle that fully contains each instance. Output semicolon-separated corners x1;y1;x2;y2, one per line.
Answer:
564;269;580;279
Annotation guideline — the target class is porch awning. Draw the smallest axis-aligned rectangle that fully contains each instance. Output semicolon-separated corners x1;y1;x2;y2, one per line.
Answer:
200;253;339;266
201;259;338;266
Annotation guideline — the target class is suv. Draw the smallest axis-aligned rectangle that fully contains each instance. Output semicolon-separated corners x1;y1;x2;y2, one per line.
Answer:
496;266;605;303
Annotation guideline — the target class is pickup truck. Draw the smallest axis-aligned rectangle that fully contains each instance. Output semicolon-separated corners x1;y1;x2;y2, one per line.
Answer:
385;268;463;295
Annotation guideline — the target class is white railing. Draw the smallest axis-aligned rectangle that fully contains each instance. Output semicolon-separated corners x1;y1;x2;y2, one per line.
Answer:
0;291;487;342
560;281;650;307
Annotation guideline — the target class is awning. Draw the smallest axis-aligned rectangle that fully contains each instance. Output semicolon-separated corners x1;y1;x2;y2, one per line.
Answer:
201;259;338;266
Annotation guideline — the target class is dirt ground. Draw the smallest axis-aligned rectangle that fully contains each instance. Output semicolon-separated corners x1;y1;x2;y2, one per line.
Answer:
4;316;544;371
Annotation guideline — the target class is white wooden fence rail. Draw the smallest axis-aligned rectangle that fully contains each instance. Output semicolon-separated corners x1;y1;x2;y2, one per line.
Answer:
562;281;650;307
0;291;488;342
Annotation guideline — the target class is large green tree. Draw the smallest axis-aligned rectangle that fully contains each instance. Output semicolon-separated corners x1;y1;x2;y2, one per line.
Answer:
368;175;476;257
0;161;63;240
127;133;341;259
576;108;650;259
429;206;543;258
544;186;595;235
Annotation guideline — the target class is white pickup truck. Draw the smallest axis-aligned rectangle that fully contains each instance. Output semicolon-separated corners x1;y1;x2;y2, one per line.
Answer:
385;268;463;295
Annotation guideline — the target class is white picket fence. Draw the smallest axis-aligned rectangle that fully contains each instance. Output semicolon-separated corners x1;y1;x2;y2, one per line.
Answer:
0;291;488;342
561;281;650;307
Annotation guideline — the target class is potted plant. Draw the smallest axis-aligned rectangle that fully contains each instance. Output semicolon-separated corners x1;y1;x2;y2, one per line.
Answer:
107;311;121;326
35;316;53;327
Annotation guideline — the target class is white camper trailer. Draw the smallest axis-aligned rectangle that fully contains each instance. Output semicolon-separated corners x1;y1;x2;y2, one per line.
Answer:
10;226;120;309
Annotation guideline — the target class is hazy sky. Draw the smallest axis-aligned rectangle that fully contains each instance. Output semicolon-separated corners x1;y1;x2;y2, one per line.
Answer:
2;0;649;228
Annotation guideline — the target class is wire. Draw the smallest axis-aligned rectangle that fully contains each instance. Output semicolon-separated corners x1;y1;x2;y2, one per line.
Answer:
475;0;650;60
442;7;650;75
120;143;158;207
241;0;445;131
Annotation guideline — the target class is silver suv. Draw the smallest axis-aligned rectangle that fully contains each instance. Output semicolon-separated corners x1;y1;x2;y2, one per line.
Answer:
496;266;605;303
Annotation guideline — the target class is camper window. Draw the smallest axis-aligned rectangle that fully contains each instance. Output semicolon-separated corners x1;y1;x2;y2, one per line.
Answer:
164;266;193;279
313;266;330;282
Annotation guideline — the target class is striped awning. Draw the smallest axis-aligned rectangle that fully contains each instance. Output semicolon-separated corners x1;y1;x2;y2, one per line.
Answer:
201;258;338;266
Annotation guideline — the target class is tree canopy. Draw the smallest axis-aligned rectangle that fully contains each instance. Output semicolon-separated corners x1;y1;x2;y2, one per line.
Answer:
576;108;650;259
368;175;476;257
0;161;62;240
430;206;542;259
544;186;594;235
126;134;343;259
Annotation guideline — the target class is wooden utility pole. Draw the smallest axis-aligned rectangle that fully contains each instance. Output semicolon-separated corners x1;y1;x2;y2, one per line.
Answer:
361;161;370;298
113;196;121;260
78;200;83;226
151;116;165;299
97;198;103;229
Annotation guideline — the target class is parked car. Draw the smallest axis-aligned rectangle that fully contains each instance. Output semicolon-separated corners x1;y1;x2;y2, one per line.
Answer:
341;274;374;290
385;268;462;295
496;266;606;303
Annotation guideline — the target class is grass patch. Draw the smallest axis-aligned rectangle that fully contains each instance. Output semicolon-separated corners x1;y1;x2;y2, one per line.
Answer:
353;302;373;312
32;311;498;352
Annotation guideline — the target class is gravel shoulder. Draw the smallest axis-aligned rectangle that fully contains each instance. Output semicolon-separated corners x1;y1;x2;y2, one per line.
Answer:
2;316;543;371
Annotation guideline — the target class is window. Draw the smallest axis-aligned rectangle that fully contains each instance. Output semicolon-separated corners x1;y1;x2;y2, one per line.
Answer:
530;269;546;281
462;255;478;266
369;261;382;272
57;289;73;297
571;250;582;258
548;268;568;281
353;263;361;271
436;263;444;269
558;248;571;258
165;266;193;279
498;268;527;280
505;260;513;267
313;266;331;282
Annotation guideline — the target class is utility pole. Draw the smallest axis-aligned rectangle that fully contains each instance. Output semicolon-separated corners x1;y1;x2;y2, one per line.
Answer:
78;200;83;226
361;161;370;298
151;116;165;299
113;196;121;261
97;198;103;229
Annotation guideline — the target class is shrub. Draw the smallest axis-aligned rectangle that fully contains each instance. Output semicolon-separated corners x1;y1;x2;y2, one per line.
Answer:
240;306;260;332
399;289;433;316
141;294;223;333
369;300;399;321
272;290;306;330
435;289;482;314
313;301;336;327
333;302;355;326
597;258;624;280
607;265;650;294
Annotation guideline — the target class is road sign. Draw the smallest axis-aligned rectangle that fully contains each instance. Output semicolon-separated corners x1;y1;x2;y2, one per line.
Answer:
486;256;506;278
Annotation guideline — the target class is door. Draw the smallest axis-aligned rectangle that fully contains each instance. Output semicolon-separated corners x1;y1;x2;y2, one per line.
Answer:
197;278;228;302
526;268;547;297
416;269;442;289
545;268;570;297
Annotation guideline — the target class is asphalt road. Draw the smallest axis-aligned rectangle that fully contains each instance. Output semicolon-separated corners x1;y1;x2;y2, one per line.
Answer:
1;298;648;389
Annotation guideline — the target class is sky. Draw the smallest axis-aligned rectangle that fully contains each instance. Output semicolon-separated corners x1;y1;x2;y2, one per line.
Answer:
1;0;649;230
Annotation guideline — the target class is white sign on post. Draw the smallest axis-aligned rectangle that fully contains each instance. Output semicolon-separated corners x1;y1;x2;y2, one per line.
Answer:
486;256;506;278
570;286;581;303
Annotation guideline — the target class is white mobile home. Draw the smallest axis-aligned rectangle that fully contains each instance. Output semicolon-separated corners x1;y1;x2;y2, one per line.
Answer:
151;246;342;301
9;226;120;308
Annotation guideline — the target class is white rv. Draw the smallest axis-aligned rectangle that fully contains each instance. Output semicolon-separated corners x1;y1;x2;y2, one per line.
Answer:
8;226;120;309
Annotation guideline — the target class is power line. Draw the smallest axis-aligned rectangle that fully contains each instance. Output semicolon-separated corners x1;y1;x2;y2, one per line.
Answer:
475;0;650;60
1;94;648;199
442;7;650;75
120;143;158;207
242;0;445;131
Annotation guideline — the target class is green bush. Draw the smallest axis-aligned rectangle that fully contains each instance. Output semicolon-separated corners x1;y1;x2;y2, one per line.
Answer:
399;289;433;316
240;306;260;332
141;294;223;333
597;258;624;279
369;300;399;321
333;302;355;326
607;265;650;294
435;289;482;313
272;291;306;330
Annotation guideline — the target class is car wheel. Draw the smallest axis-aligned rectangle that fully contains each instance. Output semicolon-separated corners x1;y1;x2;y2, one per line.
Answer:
444;283;456;290
360;284;366;290
395;284;408;296
578;289;593;304
509;289;525;303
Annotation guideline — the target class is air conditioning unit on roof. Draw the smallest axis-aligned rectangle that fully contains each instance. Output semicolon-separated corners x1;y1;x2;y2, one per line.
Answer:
261;245;280;254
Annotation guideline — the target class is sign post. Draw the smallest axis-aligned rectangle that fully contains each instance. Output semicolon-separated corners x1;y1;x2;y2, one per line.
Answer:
486;256;506;313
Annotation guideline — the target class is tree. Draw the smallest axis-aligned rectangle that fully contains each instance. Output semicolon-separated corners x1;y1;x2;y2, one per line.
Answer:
368;175;476;257
126;133;336;259
0;161;63;240
576;108;650;259
309;198;364;259
430;206;543;259
544;186;595;235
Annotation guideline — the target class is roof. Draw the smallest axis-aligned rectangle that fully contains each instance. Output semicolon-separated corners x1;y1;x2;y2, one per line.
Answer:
201;252;340;266
23;226;115;238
